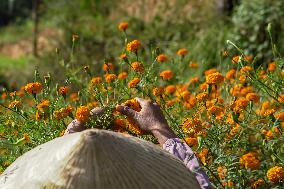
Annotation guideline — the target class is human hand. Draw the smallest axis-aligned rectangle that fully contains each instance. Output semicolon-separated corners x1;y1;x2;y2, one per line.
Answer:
116;98;176;145
64;107;104;135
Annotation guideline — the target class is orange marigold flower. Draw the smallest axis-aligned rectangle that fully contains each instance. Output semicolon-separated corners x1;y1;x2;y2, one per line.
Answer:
232;55;252;64
126;39;141;52
199;83;208;90
196;92;208;102
118;22;129;31
206;72;224;85
268;62;276;72
23;133;32;144
105;74;117;83
198;148;209;164
208;105;224;115
91;76;103;85
131;61;144;73
76;106;90;123
177;48;188;56
58;86;69;95
226;69;236;80
152;87;164;96
165;85;176;94
217;166;227;180
160;70;174;80
264;109;276;116
128;78;140;88
240;66;253;73
204;68;217;76
25;82;42;94
278;94;284;102
246;93;260;103
189;63;199;68
267;166;284;184
54;106;73;120
275;112;284;121
103;63;114;71
8;100;22;109
240;152;260;170
189;77;199;84
124;99;141;112
156;54;168;62
72;34;79;42
185;137;198;146
120;53;127;60
70;92;79;102
251;179;265;189
36;99;50;112
118;72;128;80
236;98;249;108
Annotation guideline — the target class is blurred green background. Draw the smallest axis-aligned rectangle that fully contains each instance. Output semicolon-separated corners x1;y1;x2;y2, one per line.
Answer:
0;0;284;88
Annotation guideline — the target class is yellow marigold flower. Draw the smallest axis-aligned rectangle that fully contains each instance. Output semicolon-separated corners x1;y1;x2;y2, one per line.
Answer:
131;61;144;73
91;76;103;85
36;99;50;112
103;63;114;71
126;39;141;52
189;77;199;84
240;152;260;170
76;106;90;123
156;54;168;62
118;22;129;31
268;62;276;72
206;72;224;85
267;166;284;184
128;77;140;88
196;92;208;102
275;112;284;121
165;85;176;94
160;70;174;80
120;53;127;60
58;86;68;95
25;82;42;94
8;100;22;109
177;48;188;56
226;69;236;80
204;68;217;76
246;93;260;103
251;179;265;189
189;63;198;68
185;137;198;146
118;72;128;80
105;74;117;83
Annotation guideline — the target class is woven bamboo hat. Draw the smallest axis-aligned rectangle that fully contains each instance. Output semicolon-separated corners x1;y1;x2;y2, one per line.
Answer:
0;129;200;189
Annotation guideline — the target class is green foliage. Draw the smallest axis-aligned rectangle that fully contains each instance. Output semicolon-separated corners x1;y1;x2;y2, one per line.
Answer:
231;0;284;63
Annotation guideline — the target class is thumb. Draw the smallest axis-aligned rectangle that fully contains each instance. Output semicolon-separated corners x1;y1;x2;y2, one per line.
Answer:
116;105;138;119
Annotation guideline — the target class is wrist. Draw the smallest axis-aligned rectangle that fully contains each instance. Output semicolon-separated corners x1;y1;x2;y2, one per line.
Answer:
151;125;177;145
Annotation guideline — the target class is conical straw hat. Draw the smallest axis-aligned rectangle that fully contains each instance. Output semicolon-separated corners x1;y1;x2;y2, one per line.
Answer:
0;129;200;189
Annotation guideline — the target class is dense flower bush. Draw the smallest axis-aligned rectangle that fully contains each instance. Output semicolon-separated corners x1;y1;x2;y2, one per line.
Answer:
0;22;283;188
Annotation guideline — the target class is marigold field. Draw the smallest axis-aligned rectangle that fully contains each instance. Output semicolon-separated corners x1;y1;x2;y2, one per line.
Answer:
0;22;284;188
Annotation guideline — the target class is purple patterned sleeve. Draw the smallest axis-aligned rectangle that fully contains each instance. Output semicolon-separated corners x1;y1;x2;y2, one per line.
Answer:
163;138;213;189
